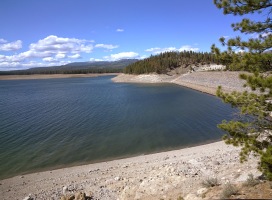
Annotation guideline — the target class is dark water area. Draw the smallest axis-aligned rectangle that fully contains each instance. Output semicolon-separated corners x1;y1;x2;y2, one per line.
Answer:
0;75;234;180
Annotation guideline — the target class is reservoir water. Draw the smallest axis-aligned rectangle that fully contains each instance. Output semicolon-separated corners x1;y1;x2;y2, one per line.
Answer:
0;75;233;179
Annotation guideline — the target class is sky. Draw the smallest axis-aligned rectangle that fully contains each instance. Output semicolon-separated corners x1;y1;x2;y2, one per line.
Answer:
0;0;259;71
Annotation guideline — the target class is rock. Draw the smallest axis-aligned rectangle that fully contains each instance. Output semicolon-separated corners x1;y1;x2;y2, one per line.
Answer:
74;191;86;200
87;191;93;198
197;188;208;196
184;193;201;200
60;194;75;200
63;186;68;194
23;194;32;200
114;176;121;181
164;156;169;160
212;161;220;165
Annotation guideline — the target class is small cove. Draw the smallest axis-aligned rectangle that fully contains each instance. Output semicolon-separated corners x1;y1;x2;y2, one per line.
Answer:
0;75;234;180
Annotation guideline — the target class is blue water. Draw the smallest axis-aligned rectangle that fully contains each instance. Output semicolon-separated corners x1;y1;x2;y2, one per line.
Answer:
0;75;233;179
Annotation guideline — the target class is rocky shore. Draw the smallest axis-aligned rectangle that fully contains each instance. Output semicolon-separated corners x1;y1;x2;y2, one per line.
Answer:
112;71;250;95
0;141;260;200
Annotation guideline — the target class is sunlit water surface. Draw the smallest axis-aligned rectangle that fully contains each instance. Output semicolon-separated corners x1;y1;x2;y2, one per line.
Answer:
0;75;234;179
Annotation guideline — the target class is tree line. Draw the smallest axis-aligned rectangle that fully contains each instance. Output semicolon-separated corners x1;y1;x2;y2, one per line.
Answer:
124;51;219;74
0;68;122;76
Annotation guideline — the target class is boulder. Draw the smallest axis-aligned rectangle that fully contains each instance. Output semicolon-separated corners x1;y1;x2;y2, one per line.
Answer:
75;191;86;200
60;194;75;200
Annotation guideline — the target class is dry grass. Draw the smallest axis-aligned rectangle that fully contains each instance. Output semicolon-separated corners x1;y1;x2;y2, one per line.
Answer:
243;173;260;187
202;177;220;188
203;180;272;199
221;183;239;199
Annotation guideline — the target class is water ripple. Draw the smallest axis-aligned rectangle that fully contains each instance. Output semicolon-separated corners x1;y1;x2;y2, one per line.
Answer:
0;76;234;179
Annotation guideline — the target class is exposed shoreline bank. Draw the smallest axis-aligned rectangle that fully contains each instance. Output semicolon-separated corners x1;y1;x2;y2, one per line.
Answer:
112;71;250;96
0;141;259;200
0;73;119;80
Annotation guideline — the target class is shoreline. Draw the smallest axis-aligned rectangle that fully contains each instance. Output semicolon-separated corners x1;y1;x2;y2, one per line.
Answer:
112;71;250;96
0;141;260;200
0;73;119;80
2;138;222;181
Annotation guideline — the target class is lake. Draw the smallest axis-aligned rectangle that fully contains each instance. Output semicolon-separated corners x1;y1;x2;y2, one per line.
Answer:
0;75;233;179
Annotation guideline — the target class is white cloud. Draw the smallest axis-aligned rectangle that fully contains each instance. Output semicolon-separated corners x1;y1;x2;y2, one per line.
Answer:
0;40;22;51
235;49;245;53
95;44;119;50
103;52;139;61
0;59;72;71
178;45;199;52
78;44;93;53
29;35;94;54
69;54;81;59
259;32;271;38
89;58;103;62
0;39;8;43
145;47;177;54
0;54;26;62
0;61;18;67
250;32;271;39
43;57;55;62
263;32;271;37
116;29;124;32
1;35;92;62
145;45;199;54
0;35;96;69
140;55;148;59
55;53;66;59
22;60;70;68
15;50;52;61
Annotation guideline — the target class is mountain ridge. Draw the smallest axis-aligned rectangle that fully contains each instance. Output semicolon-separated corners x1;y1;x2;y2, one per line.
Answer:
0;59;138;75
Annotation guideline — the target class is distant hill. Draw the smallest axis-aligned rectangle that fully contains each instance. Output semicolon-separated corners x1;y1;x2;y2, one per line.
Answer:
0;59;138;75
47;59;138;71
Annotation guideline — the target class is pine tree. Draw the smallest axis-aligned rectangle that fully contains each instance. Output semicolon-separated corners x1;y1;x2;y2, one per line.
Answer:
211;0;272;180
123;51;218;74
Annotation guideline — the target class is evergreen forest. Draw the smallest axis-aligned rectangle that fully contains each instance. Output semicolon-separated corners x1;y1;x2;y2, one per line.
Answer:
123;51;219;74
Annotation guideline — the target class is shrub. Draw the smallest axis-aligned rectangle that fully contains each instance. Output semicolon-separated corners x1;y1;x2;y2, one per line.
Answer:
221;183;239;199
202;177;219;188
243;173;259;187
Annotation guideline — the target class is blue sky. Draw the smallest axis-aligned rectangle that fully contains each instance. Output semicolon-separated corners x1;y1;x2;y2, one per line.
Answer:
0;0;256;70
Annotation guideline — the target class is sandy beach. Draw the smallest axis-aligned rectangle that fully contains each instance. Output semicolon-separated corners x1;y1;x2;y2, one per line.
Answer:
0;71;263;200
